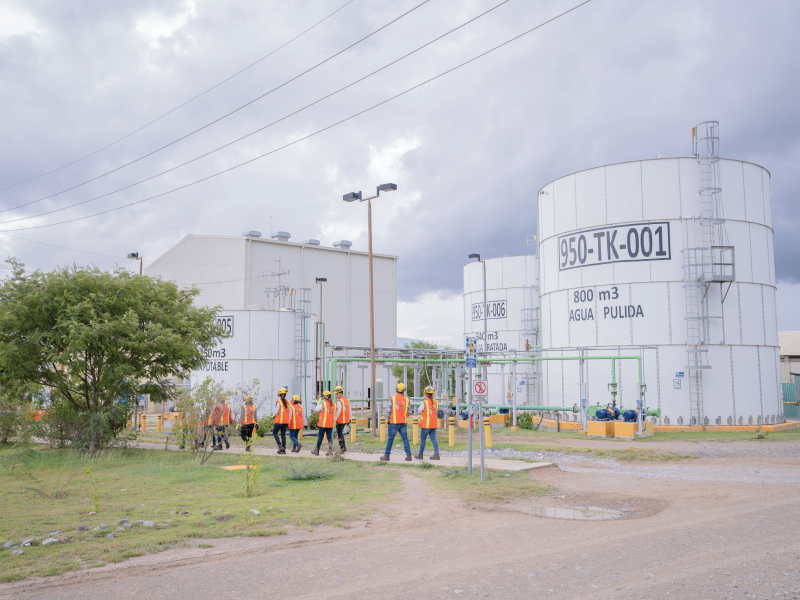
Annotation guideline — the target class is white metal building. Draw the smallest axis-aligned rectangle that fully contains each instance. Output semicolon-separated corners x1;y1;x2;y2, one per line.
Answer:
537;143;781;425
146;231;398;402
463;255;539;405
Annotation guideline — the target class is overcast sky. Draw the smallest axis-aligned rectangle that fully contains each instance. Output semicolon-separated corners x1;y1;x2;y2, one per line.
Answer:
1;0;798;346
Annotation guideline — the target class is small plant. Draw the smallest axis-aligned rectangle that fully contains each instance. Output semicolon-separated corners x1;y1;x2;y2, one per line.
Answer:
286;462;332;481
442;465;468;478
418;460;434;469
237;447;263;498
84;467;101;512
755;426;769;440
327;451;345;462
13;457;85;499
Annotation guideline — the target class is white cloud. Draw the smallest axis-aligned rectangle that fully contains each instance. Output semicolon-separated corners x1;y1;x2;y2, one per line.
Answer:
0;4;44;40
136;0;197;46
398;292;462;348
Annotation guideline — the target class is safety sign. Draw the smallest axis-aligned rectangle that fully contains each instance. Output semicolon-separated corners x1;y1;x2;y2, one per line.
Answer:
673;379;682;390
474;381;487;396
465;335;477;369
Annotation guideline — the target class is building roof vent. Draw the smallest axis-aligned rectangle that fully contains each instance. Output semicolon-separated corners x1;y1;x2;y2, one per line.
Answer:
270;231;291;242
303;239;321;246
333;240;352;250
242;230;261;238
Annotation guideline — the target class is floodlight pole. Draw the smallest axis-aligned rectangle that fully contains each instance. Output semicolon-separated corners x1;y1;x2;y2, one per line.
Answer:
315;277;327;399
342;184;397;436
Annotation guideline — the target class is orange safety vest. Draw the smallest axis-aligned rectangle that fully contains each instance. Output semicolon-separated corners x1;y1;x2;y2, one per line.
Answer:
318;400;336;428
241;405;256;425
211;405;223;426
221;403;231;426
336;397;351;424
275;399;292;425
419;397;438;429
389;394;408;424
289;404;304;429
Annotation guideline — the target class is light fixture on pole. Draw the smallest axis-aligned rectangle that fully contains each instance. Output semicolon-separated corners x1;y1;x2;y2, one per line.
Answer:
127;252;143;276
342;183;397;436
315;277;327;398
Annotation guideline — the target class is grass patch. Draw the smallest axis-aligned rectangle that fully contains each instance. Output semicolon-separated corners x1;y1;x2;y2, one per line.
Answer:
285;462;332;481
0;446;401;582
413;465;554;503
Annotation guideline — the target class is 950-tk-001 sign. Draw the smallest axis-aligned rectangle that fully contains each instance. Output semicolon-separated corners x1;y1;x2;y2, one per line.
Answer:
557;221;671;271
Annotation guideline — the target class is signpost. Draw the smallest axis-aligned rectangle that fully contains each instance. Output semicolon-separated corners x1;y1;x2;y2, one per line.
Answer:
465;336;477;475
474;380;487;396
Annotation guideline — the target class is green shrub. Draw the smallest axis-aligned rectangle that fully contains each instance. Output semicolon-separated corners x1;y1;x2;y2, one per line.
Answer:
286;462;332;480
517;412;534;430
256;416;273;437
307;410;319;430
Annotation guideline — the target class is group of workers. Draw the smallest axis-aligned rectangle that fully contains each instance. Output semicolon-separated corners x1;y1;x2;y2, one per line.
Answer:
203;382;442;461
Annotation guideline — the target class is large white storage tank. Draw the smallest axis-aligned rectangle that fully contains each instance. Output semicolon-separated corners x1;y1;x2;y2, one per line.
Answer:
463;255;539;405
537;150;782;425
190;308;317;408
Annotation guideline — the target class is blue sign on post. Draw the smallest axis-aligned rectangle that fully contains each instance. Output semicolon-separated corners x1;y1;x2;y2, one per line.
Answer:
465;336;477;369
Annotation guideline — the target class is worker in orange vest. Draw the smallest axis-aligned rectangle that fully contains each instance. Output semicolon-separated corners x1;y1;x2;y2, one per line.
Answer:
240;395;258;451
415;386;440;460
212;396;232;450
333;385;351;453
272;387;292;454
288;395;306;452
379;383;411;462
311;391;336;456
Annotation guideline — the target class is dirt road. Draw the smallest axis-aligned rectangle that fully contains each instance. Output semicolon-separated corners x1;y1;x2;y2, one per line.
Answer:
3;446;799;599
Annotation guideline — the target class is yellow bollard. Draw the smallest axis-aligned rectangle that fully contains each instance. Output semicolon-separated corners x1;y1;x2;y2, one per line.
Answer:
127;419;132;430
157;414;162;433
380;416;387;442
298;427;303;440
448;417;455;447
141;414;147;434
350;417;357;443
412;416;420;445
483;417;492;448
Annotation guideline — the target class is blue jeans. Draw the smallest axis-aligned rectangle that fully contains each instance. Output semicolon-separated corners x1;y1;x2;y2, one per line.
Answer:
420;428;438;454
288;429;300;446
215;426;229;446
385;423;411;456
316;427;332;449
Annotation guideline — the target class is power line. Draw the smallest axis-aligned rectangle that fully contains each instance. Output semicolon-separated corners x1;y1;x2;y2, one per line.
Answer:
0;0;593;234
0;232;129;260
1;0;513;226
1;0;432;212
0;0;358;194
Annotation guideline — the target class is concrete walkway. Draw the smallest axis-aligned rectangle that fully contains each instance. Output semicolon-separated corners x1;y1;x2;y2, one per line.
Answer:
136;442;552;472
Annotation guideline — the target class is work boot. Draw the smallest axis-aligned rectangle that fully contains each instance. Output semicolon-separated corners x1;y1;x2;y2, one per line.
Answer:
379;454;390;461
290;444;299;453
310;447;319;456
296;443;303;453
225;441;230;450
405;454;412;462
245;445;251;452
431;452;441;460
277;446;286;455
214;444;222;451
339;442;347;453
325;442;334;456
414;453;424;460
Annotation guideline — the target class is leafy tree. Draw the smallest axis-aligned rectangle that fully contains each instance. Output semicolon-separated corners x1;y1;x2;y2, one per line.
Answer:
391;340;441;397
0;382;40;445
0;261;227;452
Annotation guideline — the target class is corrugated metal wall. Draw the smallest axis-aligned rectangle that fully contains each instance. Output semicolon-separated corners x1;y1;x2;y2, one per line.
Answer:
146;235;397;349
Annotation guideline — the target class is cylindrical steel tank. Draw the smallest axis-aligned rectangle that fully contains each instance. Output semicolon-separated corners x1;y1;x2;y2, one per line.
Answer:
463;255;539;406
538;157;781;425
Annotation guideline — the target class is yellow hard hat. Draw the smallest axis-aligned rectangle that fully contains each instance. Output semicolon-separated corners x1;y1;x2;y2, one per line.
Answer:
322;390;332;398
278;388;288;395
245;395;253;403
424;386;435;395
292;395;301;403
334;385;344;394
396;383;406;392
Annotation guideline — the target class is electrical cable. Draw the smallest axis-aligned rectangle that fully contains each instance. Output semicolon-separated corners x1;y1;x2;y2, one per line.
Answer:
0;0;593;234
1;0;432;211
1;0;513;225
0;232;129;259
0;0;358;194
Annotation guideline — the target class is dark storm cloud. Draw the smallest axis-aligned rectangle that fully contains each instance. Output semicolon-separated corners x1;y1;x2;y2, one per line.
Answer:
0;0;798;304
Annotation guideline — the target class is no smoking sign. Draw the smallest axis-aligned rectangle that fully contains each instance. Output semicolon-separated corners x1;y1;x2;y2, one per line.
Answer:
474;381;487;396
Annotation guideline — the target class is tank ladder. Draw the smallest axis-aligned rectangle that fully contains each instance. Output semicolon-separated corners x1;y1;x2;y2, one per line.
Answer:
292;288;312;399
521;285;540;405
683;122;735;426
